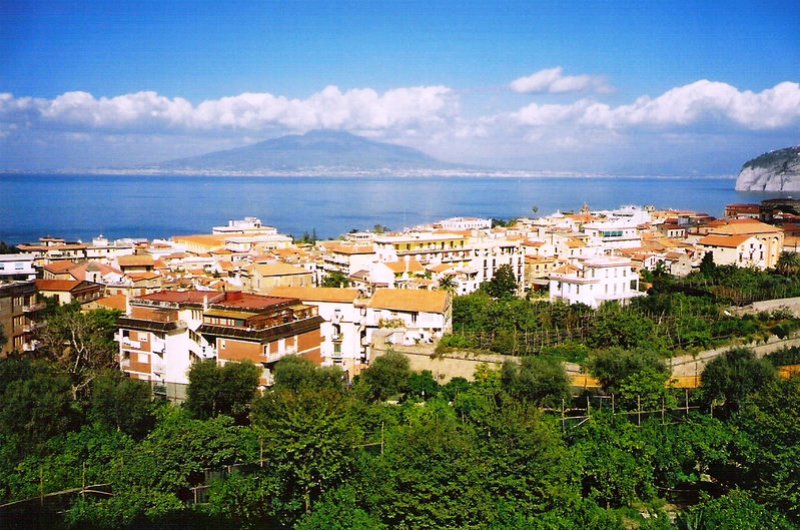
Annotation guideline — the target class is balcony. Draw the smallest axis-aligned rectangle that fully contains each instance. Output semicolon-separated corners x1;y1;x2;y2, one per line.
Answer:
121;337;142;349
22;303;46;313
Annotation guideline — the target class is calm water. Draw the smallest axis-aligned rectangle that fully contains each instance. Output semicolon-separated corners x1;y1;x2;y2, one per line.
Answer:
0;174;785;244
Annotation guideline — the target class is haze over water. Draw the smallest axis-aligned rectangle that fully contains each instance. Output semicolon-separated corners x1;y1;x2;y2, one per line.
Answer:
0;174;785;244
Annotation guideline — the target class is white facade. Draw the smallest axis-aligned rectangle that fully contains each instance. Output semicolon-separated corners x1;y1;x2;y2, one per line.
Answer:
0;254;36;281
549;257;645;308
439;217;492;231
583;220;642;250
212;217;278;236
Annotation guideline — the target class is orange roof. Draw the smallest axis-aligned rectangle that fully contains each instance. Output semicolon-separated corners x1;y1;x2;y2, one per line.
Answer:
385;260;425;274
268;286;361;303
128;272;160;281
251;263;311;277
94;294;127;311
698;234;755;248
428;263;454;273
172;234;228;249
368;289;449;314
325;243;375;255
118;254;155;267
36;279;83;292
710;219;783;236
43;261;79;274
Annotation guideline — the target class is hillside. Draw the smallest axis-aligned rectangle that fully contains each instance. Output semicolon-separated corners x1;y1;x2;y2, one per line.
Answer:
147;130;469;174
735;146;800;191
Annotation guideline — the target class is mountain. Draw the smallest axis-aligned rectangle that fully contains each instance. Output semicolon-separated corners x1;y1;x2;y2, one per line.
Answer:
147;130;470;175
735;146;800;191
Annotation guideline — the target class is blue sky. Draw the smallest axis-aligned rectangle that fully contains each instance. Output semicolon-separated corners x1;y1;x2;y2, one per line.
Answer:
1;0;798;174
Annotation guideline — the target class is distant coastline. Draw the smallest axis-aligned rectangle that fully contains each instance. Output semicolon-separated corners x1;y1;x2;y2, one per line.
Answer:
0;169;738;180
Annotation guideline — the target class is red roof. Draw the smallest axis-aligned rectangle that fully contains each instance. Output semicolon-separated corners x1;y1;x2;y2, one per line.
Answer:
137;290;223;305
213;291;298;311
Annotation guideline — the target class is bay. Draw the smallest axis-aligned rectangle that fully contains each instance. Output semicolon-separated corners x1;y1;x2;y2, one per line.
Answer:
0;174;786;244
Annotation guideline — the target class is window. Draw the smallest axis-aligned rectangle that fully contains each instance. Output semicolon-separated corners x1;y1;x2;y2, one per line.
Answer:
220;339;226;350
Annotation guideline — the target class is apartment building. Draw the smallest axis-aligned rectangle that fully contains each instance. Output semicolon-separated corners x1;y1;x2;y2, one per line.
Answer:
268;286;366;373
700;219;784;269
0;254;36;282
117;290;323;397
549;256;644;308
0;280;42;356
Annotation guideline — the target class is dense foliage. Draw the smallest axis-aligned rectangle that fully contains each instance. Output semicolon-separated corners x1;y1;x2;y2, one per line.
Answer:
1;345;799;529
439;275;800;359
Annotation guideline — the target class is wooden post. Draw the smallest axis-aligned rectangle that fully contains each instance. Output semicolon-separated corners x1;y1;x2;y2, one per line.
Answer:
380;422;385;455
684;389;689;415
561;398;566;433
637;395;642;427
82;462;86;496
586;395;590;418
260;437;264;468
661;396;666;425
611;394;615;414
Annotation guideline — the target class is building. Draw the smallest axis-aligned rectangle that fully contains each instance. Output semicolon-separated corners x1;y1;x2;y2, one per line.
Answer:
549;256;644;308
437;217;492;231
35;279;103;305
212;217;278;236
365;289;452;347
0;254;36;282
268;286;366;373
116;290;323;398
0;280;42;356
245;263;314;292
701;219;784;269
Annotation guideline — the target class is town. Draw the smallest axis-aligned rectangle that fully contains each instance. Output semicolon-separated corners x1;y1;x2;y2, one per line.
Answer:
2;198;800;398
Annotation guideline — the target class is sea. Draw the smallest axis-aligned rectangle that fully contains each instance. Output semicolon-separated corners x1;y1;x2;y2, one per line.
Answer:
0;174;789;244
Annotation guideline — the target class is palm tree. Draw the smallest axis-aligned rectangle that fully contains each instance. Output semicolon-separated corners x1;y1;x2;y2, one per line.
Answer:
438;275;457;293
776;251;800;276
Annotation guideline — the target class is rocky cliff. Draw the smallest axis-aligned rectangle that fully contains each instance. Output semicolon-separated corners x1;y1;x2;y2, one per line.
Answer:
735;146;800;191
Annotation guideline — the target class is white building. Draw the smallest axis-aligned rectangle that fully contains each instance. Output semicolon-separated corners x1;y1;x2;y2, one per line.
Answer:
582;220;642;250
212;217;278;236
0;254;36;282
268;287;366;373
364;289;452;347
549;256;645;308
438;217;492;231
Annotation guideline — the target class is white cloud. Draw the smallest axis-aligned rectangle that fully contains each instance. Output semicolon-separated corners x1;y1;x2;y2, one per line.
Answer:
0;85;457;134
510;67;611;94
508;80;800;131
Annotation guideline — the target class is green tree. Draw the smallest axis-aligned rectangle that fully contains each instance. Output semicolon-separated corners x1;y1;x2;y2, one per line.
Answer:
699;347;777;413
573;412;656;508
90;370;155;438
357;351;411;401
322;270;351;288
699;251;716;276
500;357;570;406
677;490;795;530
273;355;345;393
250;388;361;518
776;251;800;276
618;367;675;411
37;305;122;399
482;264;518;299
735;377;800;520
185;360;260;421
0;361;76;451
587;303;656;349
587;347;668;395
296;486;386;530
406;370;439;400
